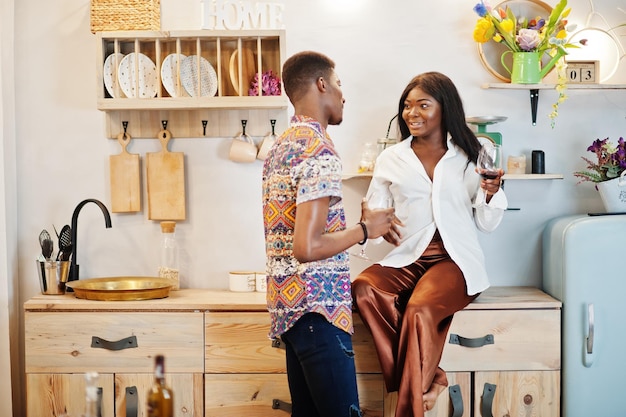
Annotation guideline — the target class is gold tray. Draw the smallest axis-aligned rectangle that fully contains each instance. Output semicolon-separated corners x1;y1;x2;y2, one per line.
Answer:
66;277;174;301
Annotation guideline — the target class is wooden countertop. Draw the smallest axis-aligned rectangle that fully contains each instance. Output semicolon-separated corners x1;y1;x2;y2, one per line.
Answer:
23;286;560;312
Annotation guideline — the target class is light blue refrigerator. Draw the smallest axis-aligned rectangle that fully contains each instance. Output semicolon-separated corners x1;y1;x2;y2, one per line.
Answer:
543;214;626;417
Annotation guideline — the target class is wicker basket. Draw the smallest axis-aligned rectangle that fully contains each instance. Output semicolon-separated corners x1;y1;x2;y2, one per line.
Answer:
90;0;160;33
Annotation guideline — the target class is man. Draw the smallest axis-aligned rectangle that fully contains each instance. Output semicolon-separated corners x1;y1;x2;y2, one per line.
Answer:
262;51;394;417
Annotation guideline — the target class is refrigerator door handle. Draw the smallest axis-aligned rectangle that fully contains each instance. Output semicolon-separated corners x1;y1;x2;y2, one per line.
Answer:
585;302;594;367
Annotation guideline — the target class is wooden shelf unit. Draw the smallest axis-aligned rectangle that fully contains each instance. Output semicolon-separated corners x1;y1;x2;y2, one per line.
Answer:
96;30;289;139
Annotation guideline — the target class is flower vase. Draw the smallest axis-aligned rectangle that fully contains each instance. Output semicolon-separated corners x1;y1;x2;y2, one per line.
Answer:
596;171;626;213
501;51;542;84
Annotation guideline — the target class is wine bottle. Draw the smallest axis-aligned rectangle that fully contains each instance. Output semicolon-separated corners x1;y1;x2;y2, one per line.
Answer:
83;371;100;417
146;355;174;417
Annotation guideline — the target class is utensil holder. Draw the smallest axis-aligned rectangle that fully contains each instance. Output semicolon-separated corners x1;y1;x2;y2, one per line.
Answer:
37;260;70;295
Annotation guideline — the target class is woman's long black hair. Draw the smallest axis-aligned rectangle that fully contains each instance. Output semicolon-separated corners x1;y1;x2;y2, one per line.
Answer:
396;72;481;164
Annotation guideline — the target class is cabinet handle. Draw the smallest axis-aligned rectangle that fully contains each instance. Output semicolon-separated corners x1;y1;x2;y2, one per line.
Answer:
272;399;292;413
271;338;286;350
481;383;496;417
125;386;138;417
91;335;138;351
449;384;464;417
448;333;494;348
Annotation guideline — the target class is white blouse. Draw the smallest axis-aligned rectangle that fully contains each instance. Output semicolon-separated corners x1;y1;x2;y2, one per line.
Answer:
367;135;508;296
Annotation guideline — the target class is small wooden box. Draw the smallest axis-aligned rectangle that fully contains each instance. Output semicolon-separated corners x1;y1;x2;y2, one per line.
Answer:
566;60;599;83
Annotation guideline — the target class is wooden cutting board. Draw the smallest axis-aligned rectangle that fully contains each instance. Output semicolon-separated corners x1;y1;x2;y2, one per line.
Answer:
146;129;186;220
109;132;141;213
229;47;256;95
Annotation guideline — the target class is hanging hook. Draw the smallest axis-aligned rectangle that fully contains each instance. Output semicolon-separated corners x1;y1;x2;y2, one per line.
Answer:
122;121;129;135
241;120;247;135
161;120;168;130
202;120;208;136
270;119;276;135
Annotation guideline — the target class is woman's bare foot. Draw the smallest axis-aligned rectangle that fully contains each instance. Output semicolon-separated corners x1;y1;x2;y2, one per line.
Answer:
423;382;446;412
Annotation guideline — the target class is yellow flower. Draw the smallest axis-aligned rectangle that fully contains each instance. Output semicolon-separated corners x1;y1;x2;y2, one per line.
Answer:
493;33;503;43
555;29;567;39
500;18;515;34
473;18;495;43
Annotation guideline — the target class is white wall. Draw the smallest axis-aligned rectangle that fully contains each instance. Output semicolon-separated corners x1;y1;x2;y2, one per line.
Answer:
5;0;626;414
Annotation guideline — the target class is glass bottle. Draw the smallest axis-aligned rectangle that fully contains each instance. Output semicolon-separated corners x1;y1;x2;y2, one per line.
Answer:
158;221;179;290
146;355;174;417
83;371;99;417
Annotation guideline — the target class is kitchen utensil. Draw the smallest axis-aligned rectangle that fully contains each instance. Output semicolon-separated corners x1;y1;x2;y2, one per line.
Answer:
229;47;256;95
146;127;186;220
39;229;54;261
228;120;257;163
65;276;174;301
257;119;277;161
54;225;72;261
110;130;141;213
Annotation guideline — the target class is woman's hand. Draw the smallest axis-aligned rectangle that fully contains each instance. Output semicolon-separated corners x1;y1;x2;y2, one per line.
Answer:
360;198;394;239
382;216;404;246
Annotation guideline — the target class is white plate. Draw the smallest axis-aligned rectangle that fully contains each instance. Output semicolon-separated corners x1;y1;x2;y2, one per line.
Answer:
161;53;190;97
103;53;126;98
180;55;218;97
117;52;158;98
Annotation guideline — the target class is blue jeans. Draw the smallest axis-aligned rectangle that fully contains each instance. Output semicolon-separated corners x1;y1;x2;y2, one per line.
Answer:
280;312;362;417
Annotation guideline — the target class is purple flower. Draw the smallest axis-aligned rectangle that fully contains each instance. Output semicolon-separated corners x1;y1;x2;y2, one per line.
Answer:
516;28;541;51
248;70;282;96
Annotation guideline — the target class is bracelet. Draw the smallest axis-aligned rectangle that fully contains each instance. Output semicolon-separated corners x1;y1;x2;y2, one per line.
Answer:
357;221;368;245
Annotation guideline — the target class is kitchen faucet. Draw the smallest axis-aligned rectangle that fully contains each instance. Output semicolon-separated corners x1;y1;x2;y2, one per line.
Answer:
68;198;112;284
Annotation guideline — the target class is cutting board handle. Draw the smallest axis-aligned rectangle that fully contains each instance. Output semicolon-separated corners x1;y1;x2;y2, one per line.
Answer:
116;131;131;153
157;129;172;153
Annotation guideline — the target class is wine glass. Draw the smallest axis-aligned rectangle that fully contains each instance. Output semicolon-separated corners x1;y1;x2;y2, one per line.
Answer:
351;191;394;260
477;143;503;203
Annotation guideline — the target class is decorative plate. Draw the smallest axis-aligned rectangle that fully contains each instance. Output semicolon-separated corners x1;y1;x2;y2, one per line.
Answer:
477;0;554;82
229;48;256;95
180;55;218;97
103;53;126;98
161;53;190;97
117;52;159;98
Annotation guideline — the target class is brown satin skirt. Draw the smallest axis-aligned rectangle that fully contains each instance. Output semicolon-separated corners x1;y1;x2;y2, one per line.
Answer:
352;231;478;417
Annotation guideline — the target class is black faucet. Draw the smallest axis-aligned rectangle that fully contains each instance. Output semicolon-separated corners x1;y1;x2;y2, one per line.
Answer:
68;198;112;284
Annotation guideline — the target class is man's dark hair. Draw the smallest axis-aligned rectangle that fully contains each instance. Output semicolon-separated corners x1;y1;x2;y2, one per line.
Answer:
282;51;335;103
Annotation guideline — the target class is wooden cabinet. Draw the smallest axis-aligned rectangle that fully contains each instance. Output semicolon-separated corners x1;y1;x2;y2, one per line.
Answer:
24;287;560;417
24;310;204;417
96;30;288;139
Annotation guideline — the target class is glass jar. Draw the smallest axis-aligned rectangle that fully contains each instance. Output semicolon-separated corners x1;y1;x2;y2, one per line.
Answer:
158;221;180;290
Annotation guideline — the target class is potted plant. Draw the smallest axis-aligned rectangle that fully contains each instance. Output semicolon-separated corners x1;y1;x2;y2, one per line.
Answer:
574;137;626;211
471;0;582;127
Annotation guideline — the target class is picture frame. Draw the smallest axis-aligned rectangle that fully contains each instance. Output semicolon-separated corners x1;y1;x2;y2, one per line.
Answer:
566;60;600;83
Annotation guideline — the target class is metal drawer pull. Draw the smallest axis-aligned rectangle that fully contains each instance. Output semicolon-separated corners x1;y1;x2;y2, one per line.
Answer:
271;338;286;350
481;382;496;417
126;386;138;417
272;399;292;413
449;333;494;348
448;384;464;417
91;335;138;351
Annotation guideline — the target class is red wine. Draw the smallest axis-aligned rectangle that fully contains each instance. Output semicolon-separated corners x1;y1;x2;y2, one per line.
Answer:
480;171;499;180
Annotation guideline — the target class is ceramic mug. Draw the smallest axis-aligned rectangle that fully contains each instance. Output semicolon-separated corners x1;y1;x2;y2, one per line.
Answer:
229;134;257;163
228;271;256;292
256;134;276;160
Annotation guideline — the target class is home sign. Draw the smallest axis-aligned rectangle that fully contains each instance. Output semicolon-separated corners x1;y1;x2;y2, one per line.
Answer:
201;0;285;30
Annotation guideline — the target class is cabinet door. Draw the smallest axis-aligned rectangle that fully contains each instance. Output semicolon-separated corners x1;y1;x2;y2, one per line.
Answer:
474;371;560;417
115;373;203;417
26;373;114;417
382;372;471;417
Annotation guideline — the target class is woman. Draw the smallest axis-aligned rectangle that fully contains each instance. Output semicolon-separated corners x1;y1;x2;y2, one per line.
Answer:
352;72;507;417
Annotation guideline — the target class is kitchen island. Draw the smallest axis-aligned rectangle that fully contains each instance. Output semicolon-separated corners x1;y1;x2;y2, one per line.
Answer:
24;286;561;417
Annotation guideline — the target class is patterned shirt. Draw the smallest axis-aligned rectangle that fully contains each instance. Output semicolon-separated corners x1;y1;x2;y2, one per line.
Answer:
262;115;353;338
